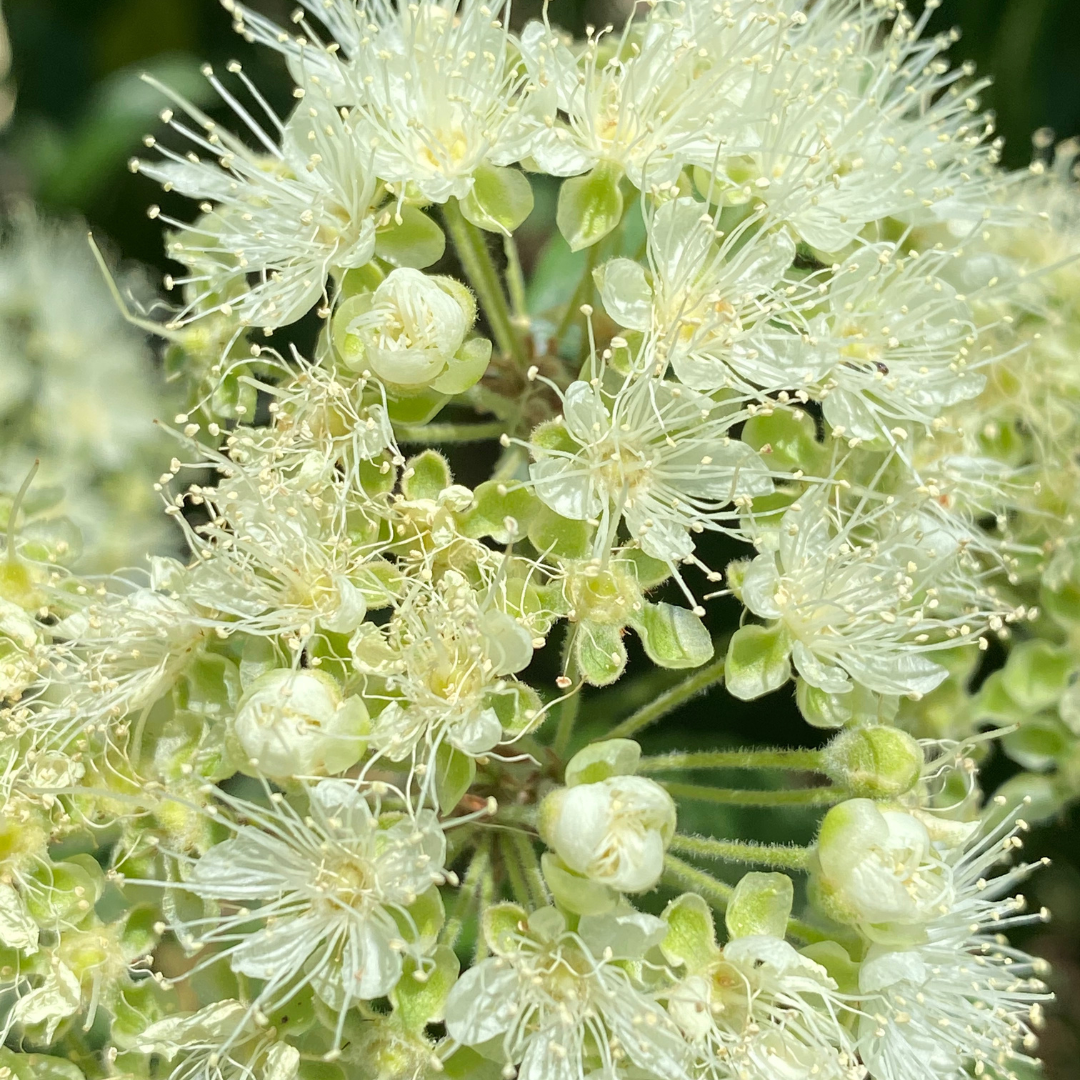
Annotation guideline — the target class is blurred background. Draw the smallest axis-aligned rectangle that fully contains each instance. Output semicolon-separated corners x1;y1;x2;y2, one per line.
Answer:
0;0;1077;1076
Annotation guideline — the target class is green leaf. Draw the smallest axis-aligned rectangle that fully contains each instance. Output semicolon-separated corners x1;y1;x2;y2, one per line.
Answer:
575;621;628;686
375;204;446;268
725;624;792;700
1002;716;1074;772
635;603;714;670
434;743;476;815
556;162;625;252
460;164;535;235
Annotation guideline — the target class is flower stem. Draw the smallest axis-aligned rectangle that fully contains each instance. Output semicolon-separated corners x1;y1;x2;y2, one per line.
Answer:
503;234;529;320
663;782;846;808
638;747;826;774
442;837;490;950
553;629;582;759
443;198;527;368
395;421;506;444
506;831;549;910
670;833;812;872
500;834;533;910
663;854;838;945
662;852;734;907
606;650;727;741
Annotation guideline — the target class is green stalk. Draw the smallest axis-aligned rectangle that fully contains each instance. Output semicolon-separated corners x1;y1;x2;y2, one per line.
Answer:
552;629;582;760
395;421;506;444
500;834;532;910
503;233;529;320
606;651;727;740
507;831;548;909
474;843;497;964
663;782;846;808
443;199;527;367
441;837;490;949
662;853;734;908
670;833;812;872
639;748;826;774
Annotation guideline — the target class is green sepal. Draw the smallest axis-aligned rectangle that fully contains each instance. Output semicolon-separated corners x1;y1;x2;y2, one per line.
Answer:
460;164;535;235
564;738;641;787
725;872;793;940
339;261;386;298
400;886;445;946
384;387;448;425
429;336;493;395
391;945;460;1032
540;852;618;916
725;623;792;700
375;204;446;268
1002;716;1074;772
799;940;861;995
556;162;625;252
1000;640;1076;713
456;479;541;543
575;621;628;686
486;681;542;736
402;450;453;501
25;855;104;925
174;653;241;720
528;505;593;560
483;902;529;956
660;892;719;973
634;602;713;670
0;1049;85;1080
742;406;824;473
434;743;477;815
624;548;672;589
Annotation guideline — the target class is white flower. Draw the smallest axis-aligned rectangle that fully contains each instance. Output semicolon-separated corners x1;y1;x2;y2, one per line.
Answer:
519;13;727;188
226;0;546;203
812;799;958;942
177;781;447;1020
785;245;985;443
740;492;1005;699
135;73;377;331
444;906;691;1080
135;1000;300;1080
353;569;536;765
668;936;861;1080
851;808;1051;1080
539;775;676;893
529;367;773;567
334;269;489;393
595;198;806;393
0;598;41;702
230;668;368;779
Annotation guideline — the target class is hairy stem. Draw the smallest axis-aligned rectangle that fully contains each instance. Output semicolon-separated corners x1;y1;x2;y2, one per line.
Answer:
606;650;727;741
662;853;734;908
670;833;812;872
639;748;826;774
662;782;845;808
507;831;548;909
395;421;507;444
443;199;527;368
441;837;490;949
553;629;582;760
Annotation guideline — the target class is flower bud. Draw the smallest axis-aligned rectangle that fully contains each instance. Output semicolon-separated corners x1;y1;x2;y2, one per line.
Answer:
539;774;675;893
811;799;950;941
822;726;923;799
231;669;369;779
556;161;625;251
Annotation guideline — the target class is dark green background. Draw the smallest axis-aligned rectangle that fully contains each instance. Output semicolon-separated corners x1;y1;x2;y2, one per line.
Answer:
1;1;1077;1075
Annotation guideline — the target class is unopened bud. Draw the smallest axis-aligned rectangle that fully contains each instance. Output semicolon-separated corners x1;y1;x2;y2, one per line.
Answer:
822;726;922;799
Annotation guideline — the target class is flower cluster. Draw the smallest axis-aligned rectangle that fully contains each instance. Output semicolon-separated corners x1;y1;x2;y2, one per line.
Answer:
0;1;1070;1079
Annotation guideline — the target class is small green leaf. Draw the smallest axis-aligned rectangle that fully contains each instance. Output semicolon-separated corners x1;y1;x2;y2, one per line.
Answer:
725;623;792;700
375;204;446;268
460;164;535;235
635;603;713;670
434;743;476;814
556;162;625;252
